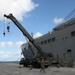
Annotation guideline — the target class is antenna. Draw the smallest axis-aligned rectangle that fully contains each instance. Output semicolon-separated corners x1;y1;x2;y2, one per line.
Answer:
31;32;33;37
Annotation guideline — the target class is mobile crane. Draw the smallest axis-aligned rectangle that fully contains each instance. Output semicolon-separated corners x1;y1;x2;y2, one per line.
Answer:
4;14;53;68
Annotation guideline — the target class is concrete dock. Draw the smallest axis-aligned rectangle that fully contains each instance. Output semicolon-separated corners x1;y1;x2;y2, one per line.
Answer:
0;63;75;75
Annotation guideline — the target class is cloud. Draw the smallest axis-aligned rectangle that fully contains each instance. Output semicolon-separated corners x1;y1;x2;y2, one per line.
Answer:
0;50;23;61
6;41;13;47
0;41;25;48
0;42;6;48
0;0;38;21
33;32;42;38
53;17;65;24
15;41;25;47
0;41;24;61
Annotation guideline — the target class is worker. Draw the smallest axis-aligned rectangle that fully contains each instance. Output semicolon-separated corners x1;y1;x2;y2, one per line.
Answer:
29;60;32;70
56;54;60;68
40;58;46;73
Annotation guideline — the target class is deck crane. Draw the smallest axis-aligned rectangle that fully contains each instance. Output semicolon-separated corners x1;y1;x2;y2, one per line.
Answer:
4;14;51;68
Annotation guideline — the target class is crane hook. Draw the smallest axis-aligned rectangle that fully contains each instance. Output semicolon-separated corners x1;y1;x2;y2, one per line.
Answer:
7;26;10;32
3;32;5;36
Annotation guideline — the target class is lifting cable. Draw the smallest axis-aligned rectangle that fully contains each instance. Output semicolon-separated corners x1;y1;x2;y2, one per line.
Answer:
3;17;6;36
3;17;11;36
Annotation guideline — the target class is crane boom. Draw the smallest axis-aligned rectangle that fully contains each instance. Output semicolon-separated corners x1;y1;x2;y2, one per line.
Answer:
4;13;44;57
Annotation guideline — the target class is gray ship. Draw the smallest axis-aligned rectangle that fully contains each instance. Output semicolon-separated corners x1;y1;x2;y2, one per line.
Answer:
21;18;75;65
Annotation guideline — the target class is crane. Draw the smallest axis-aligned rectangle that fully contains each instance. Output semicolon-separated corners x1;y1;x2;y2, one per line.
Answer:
4;14;51;68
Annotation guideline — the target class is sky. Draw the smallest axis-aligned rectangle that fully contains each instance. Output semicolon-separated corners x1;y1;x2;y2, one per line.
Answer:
0;0;75;61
